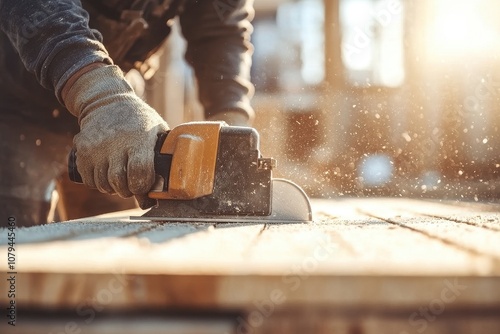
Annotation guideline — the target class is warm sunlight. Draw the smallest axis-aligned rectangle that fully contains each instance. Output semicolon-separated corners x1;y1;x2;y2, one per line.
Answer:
426;0;498;58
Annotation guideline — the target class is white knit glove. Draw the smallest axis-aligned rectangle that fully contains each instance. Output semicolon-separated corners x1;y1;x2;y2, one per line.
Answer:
64;65;169;199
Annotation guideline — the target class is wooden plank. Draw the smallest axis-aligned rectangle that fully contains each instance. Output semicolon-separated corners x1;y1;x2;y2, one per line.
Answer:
1;217;494;276
0;209;153;245
396;199;500;231
356;199;500;262
252;312;500;334
2;273;499;310
0;198;499;311
0;318;235;334
0;222;265;274
1;198;498;276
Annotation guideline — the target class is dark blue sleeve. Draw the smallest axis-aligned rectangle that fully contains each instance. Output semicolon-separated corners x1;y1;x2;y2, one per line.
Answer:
0;0;112;101
179;0;255;119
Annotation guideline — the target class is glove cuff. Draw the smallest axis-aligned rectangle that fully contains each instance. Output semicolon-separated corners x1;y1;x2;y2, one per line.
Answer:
60;62;107;103
63;65;135;120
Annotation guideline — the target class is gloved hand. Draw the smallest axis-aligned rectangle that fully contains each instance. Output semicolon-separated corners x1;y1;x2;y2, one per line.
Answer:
63;64;169;202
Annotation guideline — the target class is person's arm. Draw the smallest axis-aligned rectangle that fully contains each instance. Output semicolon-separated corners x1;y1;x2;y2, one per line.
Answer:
0;0;110;101
0;0;169;205
179;0;255;124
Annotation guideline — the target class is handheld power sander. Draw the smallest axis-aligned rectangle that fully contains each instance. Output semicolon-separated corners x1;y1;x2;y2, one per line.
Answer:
69;122;312;223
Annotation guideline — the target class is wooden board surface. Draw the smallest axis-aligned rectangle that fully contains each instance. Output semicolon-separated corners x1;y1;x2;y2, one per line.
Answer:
1;198;499;311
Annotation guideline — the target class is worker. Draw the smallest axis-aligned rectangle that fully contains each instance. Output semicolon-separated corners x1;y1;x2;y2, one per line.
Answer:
0;0;255;226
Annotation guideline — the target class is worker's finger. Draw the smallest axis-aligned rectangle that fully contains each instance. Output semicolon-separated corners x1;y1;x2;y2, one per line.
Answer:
94;164;114;194
127;147;155;195
108;155;133;198
76;156;97;189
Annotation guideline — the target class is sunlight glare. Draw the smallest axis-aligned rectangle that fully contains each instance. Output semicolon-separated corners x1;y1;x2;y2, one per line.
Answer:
428;0;498;58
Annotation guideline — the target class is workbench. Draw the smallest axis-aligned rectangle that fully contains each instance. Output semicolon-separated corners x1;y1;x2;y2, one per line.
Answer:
1;198;500;334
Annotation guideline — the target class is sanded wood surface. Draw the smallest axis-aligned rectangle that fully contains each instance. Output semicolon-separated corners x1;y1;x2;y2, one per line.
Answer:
2;199;499;274
1;198;499;333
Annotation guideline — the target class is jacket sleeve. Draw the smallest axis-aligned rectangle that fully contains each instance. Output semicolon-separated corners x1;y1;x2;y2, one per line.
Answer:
179;0;255;120
0;0;112;102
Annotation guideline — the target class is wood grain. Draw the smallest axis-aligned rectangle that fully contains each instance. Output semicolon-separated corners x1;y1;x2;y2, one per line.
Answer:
0;198;499;317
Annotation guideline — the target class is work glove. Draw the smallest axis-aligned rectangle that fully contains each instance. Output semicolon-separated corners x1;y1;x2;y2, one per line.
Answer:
63;64;169;205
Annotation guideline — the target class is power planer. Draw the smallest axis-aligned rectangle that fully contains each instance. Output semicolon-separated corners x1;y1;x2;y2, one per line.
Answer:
69;122;312;223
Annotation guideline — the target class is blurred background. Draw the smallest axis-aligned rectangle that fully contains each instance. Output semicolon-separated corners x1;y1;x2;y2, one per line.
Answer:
145;0;500;201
